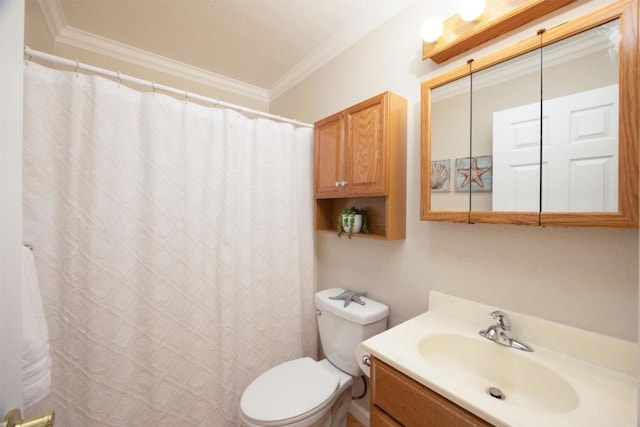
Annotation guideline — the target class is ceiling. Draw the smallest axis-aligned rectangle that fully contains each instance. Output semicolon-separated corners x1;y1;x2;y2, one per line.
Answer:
32;0;415;101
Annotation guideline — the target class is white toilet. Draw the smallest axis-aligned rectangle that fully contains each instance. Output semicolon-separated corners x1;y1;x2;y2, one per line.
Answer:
239;288;389;427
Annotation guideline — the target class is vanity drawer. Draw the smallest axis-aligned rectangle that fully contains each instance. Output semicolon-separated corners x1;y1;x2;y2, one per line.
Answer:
371;357;493;427
371;405;401;427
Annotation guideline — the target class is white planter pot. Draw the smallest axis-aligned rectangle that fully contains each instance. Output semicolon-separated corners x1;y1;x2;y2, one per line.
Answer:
342;214;363;234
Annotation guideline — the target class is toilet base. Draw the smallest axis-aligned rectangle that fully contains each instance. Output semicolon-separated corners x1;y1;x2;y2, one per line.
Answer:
328;386;352;427
240;386;351;427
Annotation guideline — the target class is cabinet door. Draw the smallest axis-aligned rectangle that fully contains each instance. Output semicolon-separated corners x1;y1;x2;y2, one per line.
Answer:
372;358;492;427
344;94;387;196
314;112;343;197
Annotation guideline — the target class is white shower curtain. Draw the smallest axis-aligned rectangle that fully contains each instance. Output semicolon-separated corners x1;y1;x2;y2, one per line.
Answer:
22;62;317;426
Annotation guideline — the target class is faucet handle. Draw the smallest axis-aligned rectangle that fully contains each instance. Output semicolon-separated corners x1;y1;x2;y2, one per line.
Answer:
490;310;511;330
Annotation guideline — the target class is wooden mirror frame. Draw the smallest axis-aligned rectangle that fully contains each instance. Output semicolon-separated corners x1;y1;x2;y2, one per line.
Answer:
420;0;638;228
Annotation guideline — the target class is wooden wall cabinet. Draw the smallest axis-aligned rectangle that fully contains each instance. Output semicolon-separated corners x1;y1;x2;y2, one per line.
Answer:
421;0;638;228
371;357;493;427
314;92;407;240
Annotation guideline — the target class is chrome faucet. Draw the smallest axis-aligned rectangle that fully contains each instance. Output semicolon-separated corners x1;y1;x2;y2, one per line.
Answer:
479;310;533;352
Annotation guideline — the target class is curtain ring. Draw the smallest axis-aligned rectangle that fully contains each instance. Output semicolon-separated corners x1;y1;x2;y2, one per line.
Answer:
152;81;156;94
75;60;80;75
184;90;189;103
117;71;122;87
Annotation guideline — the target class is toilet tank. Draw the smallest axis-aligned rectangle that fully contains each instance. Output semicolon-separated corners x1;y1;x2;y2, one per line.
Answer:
315;288;389;376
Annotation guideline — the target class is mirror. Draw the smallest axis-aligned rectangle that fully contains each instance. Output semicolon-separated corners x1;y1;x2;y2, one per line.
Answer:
429;75;470;213
471;49;541;213
541;20;619;213
421;0;637;227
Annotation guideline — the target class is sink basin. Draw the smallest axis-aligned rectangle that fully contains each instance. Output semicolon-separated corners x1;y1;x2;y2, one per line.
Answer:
418;334;580;413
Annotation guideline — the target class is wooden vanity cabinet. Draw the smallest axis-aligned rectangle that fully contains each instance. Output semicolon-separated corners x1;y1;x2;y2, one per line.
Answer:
371;357;493;427
314;92;407;240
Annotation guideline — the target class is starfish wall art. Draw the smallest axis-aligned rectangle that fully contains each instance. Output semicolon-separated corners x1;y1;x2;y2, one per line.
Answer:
455;155;492;192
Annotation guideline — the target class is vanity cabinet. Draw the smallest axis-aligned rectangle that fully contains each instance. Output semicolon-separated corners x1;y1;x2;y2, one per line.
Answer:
371;357;492;427
314;92;407;240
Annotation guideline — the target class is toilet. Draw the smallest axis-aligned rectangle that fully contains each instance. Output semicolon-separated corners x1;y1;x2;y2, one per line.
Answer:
239;288;389;427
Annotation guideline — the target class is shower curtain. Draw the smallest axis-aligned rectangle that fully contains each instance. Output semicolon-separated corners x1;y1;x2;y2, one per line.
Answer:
22;62;316;427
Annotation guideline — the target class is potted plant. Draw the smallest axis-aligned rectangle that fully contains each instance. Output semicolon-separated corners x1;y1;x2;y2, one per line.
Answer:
337;206;370;239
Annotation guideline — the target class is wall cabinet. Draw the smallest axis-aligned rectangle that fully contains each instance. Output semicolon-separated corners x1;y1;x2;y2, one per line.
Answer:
421;0;638;228
315;95;387;197
371;357;492;427
314;92;407;240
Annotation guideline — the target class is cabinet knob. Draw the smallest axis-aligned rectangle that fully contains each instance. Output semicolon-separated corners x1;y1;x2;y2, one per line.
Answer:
335;181;340;187
340;180;348;187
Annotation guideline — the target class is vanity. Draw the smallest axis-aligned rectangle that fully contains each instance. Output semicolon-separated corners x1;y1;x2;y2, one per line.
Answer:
357;2;639;425
358;292;637;426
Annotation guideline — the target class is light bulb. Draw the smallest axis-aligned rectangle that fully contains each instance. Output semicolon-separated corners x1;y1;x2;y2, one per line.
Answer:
459;0;486;22
421;17;443;43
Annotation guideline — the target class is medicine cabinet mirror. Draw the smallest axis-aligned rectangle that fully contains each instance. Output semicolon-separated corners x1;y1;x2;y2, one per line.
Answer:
421;0;638;227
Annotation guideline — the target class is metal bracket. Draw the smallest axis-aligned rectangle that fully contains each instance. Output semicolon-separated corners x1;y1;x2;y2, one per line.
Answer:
2;409;55;427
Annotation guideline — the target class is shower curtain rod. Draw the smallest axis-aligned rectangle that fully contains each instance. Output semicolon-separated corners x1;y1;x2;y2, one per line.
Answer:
23;46;314;129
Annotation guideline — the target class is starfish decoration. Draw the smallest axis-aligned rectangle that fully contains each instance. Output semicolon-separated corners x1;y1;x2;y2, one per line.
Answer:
329;290;367;307
457;158;491;189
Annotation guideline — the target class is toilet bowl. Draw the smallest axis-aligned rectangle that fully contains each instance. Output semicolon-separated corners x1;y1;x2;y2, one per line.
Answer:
240;358;352;427
239;288;389;427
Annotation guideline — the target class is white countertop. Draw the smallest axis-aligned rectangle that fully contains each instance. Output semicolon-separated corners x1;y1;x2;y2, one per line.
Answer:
359;291;637;427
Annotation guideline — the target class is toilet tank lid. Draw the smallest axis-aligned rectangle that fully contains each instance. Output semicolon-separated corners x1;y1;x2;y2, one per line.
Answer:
315;288;389;325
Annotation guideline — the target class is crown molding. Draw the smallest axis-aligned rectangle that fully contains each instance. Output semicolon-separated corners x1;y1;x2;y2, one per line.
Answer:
37;0;415;104
55;26;269;103
36;0;268;102
37;0;66;38
268;0;416;100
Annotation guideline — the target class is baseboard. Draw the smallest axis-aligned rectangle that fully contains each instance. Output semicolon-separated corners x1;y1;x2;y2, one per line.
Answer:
349;400;370;427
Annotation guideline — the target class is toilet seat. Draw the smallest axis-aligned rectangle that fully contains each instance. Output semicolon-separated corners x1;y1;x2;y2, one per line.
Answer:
240;357;340;426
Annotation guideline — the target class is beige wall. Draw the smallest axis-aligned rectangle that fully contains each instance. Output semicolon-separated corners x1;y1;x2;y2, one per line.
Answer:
22;0;639;341
23;0;269;111
271;0;639;341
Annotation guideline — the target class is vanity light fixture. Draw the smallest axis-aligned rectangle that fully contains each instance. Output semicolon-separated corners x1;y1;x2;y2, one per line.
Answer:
459;0;486;22
421;16;443;43
421;0;576;63
421;0;486;43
